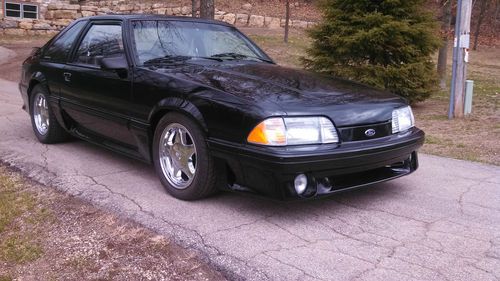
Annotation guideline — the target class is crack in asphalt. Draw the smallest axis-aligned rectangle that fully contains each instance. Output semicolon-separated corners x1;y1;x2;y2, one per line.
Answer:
1;130;499;281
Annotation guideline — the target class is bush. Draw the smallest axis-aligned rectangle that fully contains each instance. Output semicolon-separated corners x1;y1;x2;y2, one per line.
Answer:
303;0;441;103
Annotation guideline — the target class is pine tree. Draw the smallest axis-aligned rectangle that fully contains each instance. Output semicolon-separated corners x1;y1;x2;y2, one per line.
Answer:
303;0;441;103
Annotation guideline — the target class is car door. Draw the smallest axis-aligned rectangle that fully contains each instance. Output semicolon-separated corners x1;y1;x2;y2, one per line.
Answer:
60;21;136;146
39;21;87;101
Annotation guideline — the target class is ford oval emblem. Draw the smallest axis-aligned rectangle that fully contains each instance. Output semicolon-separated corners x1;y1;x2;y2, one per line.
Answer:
365;129;376;137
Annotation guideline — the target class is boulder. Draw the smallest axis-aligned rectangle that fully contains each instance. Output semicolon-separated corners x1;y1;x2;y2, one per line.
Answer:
19;21;34;30
0;20;19;29
81;6;99;12
235;13;249;26
222;13;236;24
242;3;252;11
293;20;308;29
264;17;281;29
61;4;80;10
52;10;79;19
172;7;181;15
248;15;264;27
81;11;96;17
4;29;26;36
181;6;191;15
33;22;53;30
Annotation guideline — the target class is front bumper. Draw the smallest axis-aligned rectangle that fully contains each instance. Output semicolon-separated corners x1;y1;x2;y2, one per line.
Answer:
208;127;424;200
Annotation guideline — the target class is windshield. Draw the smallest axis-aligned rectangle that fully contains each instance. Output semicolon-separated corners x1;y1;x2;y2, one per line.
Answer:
131;20;271;65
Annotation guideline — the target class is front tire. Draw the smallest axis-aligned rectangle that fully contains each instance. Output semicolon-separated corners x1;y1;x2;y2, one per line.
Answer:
30;84;69;144
153;113;218;200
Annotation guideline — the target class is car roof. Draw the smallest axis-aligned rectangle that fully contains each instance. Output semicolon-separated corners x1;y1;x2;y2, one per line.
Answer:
76;14;232;27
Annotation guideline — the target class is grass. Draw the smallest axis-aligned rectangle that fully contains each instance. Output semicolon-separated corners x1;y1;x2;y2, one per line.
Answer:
0;168;44;266
245;29;500;165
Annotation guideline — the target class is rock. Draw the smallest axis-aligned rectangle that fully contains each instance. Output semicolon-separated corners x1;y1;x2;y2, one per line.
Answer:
0;20;19;29
61;4;80;10
153;8;166;15
235;13;249;26
307;21;317;28
166;8;174;15
152;3;164;9
51;19;73;26
264;17;281;29
293;20;308;29
81;11;96;17
172;7;181;15
215;10;225;16
181;6;190;15
47;3;64;10
52;10;78;19
214;14;224;21
119;5;134;11
81;6;99;12
242;3;252;11
98;7;112;13
222;13;236;24
19;20;34;30
4;28;26;36
248;15;264;27
33;22;53;30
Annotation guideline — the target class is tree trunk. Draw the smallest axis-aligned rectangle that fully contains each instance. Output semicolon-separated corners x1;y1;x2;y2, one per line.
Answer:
437;0;452;90
192;0;197;18
472;0;490;50
199;0;215;20
284;0;290;43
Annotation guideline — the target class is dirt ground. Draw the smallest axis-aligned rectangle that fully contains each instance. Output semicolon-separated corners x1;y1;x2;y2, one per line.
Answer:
0;165;226;281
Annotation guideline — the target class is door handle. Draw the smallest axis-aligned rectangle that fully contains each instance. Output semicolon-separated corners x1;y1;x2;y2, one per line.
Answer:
63;72;72;82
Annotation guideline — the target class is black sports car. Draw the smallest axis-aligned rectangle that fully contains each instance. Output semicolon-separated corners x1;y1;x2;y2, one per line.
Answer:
19;15;424;200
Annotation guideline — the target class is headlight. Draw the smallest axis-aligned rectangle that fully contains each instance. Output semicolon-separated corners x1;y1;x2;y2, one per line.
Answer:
247;117;339;146
392;106;415;134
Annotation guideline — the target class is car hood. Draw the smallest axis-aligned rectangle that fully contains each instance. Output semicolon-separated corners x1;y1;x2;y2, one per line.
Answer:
145;62;407;127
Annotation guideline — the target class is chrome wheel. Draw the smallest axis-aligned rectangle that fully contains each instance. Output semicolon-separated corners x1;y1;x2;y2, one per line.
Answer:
33;93;50;136
159;123;197;189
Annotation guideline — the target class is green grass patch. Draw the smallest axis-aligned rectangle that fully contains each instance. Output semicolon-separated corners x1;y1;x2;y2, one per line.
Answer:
0;275;13;281
0;235;43;263
0;168;44;265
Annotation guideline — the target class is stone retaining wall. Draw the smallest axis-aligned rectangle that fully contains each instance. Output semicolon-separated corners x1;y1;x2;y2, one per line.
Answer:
0;1;316;36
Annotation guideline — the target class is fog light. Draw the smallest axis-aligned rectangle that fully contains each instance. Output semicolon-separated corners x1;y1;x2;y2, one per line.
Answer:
294;174;308;195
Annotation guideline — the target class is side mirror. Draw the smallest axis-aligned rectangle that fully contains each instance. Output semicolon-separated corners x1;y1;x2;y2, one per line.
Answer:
100;55;128;71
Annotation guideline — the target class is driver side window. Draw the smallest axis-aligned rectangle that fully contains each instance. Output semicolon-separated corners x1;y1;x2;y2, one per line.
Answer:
75;24;124;66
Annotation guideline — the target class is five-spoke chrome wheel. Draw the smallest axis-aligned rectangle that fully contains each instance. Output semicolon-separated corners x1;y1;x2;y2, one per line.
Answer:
33;93;50;135
159;123;197;189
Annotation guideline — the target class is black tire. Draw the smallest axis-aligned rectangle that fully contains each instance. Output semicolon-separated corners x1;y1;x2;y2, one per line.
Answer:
29;84;69;144
153;112;218;200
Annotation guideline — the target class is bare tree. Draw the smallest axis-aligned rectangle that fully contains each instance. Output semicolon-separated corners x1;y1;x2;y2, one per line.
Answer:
192;0;198;18
472;0;491;50
437;0;453;89
200;0;215;19
284;0;290;43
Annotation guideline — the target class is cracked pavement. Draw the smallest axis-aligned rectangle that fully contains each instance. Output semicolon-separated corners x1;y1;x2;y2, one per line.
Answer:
1;78;499;281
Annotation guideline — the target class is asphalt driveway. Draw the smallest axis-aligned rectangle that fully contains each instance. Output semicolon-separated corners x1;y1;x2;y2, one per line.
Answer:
0;77;499;281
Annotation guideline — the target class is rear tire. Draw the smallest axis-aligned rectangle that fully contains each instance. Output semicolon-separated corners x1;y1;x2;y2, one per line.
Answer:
30;84;69;144
153;112;218;200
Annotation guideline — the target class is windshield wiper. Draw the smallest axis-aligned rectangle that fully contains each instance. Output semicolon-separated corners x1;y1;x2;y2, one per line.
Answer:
143;55;223;65
143;55;192;65
211;52;273;63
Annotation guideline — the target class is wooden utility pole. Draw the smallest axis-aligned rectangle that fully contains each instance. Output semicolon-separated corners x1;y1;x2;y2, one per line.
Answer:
449;0;472;118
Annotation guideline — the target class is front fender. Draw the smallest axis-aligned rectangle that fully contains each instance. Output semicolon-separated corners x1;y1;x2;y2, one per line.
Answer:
148;97;208;132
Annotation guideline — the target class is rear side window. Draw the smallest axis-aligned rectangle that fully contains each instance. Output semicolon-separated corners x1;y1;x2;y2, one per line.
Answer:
74;24;124;66
43;21;86;62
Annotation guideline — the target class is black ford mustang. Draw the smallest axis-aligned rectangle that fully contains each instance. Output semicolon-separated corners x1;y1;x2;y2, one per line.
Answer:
19;15;424;200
